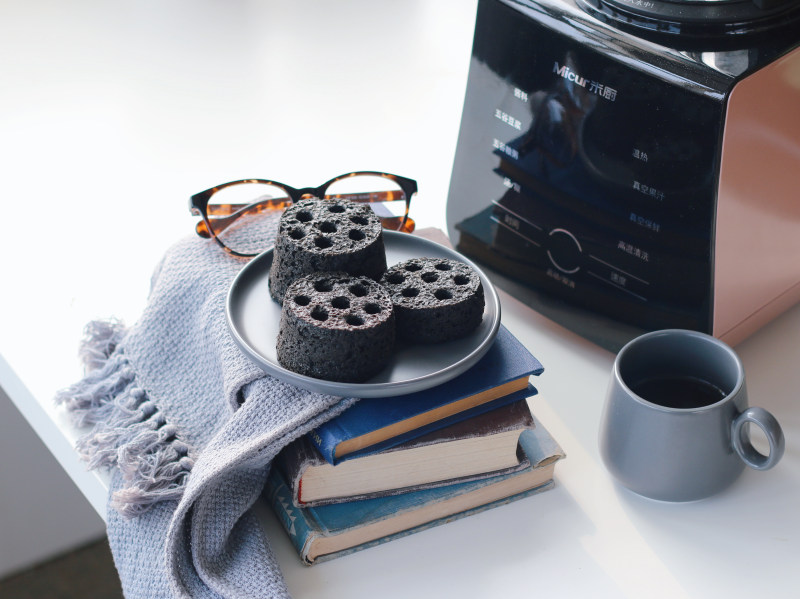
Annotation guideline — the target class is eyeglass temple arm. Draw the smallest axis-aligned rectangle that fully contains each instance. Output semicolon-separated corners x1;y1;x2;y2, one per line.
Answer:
194;197;292;237
316;190;413;231
193;191;411;238
383;215;416;233
195;211;415;238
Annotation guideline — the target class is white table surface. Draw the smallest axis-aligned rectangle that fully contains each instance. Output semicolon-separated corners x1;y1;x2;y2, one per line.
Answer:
1;1;797;597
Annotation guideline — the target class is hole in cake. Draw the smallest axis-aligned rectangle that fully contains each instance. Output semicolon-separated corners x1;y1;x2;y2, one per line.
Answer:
435;262;453;271
402;287;419;298
350;215;368;225
345;315;364;326
348;229;366;241
331;296;350;309
386;273;405;284
314;236;333;249
314;279;334;292
434;289;453;300
421;272;439;283
318;221;337;233
311;306;329;321
289;228;306;240
349;283;368;297
404;263;422;272
454;274;470;285
328;204;346;213
296;211;313;223
364;303;381;314
294;295;311;306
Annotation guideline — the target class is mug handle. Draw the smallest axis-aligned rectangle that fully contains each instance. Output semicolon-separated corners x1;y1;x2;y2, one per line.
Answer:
731;407;785;470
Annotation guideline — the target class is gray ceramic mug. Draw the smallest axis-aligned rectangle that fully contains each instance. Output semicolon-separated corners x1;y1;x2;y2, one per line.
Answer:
599;329;785;502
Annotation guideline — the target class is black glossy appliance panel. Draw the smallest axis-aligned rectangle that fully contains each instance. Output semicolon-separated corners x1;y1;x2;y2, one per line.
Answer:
446;0;798;349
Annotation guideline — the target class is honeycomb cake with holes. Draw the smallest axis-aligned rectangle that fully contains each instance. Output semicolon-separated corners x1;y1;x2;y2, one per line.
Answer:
268;198;387;304
276;272;396;382
380;257;484;344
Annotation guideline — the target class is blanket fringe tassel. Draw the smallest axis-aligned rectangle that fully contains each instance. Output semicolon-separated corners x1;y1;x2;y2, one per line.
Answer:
55;320;195;518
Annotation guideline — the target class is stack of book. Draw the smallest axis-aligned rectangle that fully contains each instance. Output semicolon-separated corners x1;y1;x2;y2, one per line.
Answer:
265;325;564;565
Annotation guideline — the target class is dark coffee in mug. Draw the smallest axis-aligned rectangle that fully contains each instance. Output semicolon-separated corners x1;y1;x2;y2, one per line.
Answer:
629;375;727;409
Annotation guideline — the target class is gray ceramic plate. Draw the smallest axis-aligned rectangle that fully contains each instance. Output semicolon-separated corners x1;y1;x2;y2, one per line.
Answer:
226;230;501;398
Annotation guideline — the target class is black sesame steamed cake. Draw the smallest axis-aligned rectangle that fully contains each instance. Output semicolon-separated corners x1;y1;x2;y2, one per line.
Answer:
269;198;387;304
276;272;395;383
380;257;484;343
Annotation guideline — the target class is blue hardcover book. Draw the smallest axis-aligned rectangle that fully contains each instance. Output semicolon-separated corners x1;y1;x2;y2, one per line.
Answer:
310;325;544;464
266;417;564;565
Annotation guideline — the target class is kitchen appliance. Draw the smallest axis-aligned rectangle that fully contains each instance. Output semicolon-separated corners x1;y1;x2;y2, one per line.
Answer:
446;0;800;350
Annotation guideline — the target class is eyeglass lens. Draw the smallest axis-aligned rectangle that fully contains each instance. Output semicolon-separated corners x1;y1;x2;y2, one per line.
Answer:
323;175;407;223
207;182;290;256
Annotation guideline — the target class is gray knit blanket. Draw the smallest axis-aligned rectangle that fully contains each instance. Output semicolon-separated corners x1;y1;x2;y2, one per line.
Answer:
55;214;356;598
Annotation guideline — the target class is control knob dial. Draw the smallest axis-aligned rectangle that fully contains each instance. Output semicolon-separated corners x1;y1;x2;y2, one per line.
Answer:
547;228;582;274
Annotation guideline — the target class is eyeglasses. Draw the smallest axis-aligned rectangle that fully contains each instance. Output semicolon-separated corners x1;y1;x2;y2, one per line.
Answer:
189;171;417;257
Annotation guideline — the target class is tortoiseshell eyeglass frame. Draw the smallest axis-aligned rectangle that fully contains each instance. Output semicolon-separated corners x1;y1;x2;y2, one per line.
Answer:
189;171;417;257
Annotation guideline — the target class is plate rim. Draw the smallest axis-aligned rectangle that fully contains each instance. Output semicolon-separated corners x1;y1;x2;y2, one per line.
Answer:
226;230;501;398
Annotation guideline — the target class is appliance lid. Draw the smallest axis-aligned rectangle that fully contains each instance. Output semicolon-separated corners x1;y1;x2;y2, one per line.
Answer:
577;0;800;46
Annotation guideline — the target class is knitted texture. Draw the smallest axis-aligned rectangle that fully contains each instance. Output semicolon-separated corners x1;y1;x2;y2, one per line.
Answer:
55;218;356;598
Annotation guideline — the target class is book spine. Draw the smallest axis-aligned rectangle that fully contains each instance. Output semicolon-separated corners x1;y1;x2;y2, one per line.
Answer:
264;467;318;564
276;437;324;506
309;425;342;464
